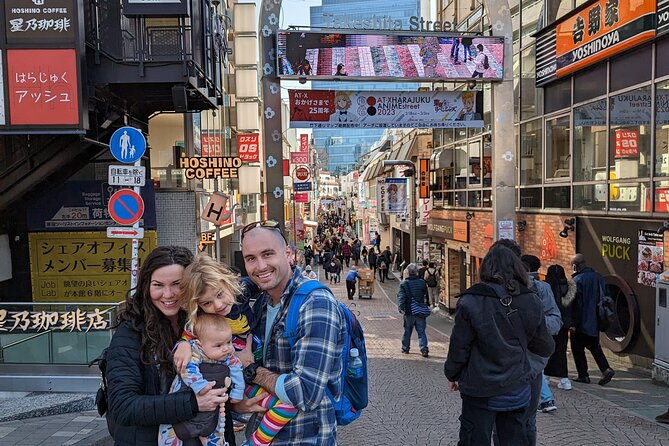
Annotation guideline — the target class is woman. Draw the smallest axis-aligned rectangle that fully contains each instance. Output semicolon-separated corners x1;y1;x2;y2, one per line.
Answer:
444;245;554;446
544;264;577;390
105;246;231;445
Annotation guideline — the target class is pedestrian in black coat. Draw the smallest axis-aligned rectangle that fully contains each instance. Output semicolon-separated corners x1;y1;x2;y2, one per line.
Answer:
105;246;232;445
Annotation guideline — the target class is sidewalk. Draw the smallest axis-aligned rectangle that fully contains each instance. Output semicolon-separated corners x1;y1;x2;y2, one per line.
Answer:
1;264;668;445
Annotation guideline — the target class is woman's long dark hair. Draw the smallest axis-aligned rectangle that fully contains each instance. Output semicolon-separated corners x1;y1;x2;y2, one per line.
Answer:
120;245;193;376
545;264;568;299
479;245;529;295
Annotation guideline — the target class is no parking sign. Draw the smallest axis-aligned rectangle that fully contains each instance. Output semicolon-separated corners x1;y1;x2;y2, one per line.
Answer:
108;189;144;225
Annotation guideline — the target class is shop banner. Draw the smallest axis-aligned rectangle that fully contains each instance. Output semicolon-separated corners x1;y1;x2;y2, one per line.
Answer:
237;133;260;162
377;178;407;214
419;158;430;199
300;134;309;152
289;90;483;129
426;218;468;242
295;193;309;203
29;230;157;302
7;49;80;125
536;0;656;85
290;151;309;164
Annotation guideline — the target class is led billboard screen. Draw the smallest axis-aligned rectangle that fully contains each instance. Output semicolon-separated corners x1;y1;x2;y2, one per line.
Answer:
277;30;504;81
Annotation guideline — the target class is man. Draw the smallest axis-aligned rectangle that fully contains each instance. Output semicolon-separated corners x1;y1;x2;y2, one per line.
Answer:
374;231;381;253
418;260;429;285
302;265;317;280
423;262;440;308
235;221;346;445
345;266;362;300
521;255;562;419
571;253;615;386
381;246;393;282
397;263;430;357
368;248;378;280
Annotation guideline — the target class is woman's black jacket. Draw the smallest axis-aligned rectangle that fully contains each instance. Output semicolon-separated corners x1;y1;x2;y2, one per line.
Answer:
444;283;555;398
105;320;198;445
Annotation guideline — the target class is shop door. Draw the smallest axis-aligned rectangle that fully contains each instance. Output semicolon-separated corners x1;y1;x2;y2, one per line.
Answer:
447;248;462;312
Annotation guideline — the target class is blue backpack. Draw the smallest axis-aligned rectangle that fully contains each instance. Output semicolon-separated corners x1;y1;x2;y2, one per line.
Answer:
284;280;368;426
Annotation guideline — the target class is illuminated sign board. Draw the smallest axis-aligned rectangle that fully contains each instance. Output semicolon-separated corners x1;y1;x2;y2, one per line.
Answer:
536;0;657;86
277;30;504;81
178;157;242;179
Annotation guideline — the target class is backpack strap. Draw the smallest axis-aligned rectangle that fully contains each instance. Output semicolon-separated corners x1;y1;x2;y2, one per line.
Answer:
284;280;330;347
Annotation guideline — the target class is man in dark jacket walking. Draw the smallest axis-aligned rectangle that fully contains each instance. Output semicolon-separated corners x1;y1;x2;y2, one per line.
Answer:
570;254;615;385
397;264;430;357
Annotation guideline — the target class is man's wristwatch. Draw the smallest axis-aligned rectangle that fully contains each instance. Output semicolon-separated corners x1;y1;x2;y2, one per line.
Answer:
243;363;259;385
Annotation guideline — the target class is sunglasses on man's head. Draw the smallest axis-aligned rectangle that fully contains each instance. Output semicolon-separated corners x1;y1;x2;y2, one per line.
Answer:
241;220;287;243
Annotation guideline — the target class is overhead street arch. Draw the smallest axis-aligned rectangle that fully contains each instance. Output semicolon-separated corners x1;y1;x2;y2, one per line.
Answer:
259;0;515;239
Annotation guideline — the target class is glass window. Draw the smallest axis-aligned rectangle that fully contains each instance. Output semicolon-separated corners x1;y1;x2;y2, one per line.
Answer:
521;45;543;120
574;99;607;182
545;186;570;208
545;0;572;23
483;134;492;187
544;78;571;114
546;115;571;180
610;46;651;93
608;182;650;212
483;190;492;208
609;88;651;179
574;184;605;211
433;129;443;148
468;190;481;207
483;84;493;134
514;56;520;121
658;37;669;78
469;140;482;186
520;119;542;185
443;128;454;146
573;63;606;104
656;81;669;177
519;187;542;208
654;181;669;213
455;127;467;142
454;144;468;189
521;0;543;44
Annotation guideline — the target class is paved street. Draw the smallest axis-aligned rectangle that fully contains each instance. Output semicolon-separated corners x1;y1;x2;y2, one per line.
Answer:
0;265;668;445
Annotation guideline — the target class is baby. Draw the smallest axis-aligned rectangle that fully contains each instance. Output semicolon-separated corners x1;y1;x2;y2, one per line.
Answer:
175;254;298;446
159;313;244;446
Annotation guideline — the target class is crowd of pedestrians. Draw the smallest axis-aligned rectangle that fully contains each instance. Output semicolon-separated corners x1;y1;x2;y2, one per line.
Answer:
101;210;668;446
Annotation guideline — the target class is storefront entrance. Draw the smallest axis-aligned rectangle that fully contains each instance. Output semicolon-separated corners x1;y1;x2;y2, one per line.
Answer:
446;248;467;313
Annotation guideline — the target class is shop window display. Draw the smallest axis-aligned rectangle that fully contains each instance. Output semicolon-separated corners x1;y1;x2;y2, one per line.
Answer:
546;115;571;180
520;119;542;185
607;182;650;212
609;87;651;180
654;181;669;213
574;99;607;182
574;184;606;211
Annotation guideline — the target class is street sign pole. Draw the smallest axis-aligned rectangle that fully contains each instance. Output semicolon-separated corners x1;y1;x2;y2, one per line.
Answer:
130;158;141;291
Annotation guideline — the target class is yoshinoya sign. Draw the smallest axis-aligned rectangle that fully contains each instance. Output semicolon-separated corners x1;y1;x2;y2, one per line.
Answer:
4;0;76;43
289;90;483;129
536;0;657;86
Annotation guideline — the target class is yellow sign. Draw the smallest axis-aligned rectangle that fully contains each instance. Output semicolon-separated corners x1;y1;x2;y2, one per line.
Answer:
0;309;110;332
29;231;158;302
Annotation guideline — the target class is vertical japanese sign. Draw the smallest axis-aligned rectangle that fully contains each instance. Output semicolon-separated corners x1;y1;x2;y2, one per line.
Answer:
4;0;76;44
202;132;222;157
237;133;259;162
419;158;430;199
192;113;202;156
300;134;309;152
7;49;79;125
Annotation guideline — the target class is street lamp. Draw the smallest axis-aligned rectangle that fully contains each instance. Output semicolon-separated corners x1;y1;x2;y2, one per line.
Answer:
383;160;416;264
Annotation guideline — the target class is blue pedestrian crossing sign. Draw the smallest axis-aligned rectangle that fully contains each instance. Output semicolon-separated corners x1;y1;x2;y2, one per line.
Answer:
110;126;146;163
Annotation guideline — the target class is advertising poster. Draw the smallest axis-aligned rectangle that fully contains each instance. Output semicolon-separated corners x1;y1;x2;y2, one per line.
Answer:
289;90;483;129
237;133;260;162
377;178;407;214
29;231;157;303
7;49;79;125
277;31;504;81
637;229;663;287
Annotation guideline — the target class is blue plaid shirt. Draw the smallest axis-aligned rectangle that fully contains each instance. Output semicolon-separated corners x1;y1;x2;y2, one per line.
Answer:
248;267;345;445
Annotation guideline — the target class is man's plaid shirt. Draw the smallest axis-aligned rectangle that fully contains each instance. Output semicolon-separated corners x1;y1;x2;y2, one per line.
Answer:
248;267;345;445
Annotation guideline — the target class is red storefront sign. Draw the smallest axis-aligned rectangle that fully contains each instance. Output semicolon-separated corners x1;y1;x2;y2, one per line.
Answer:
614;129;639;158
657;188;669;212
295;193;309;203
289;90;334;122
300;134;309;152
7;49;79;125
290;152;309;165
202;133;222;157
237;133;259;162
282;159;290;176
